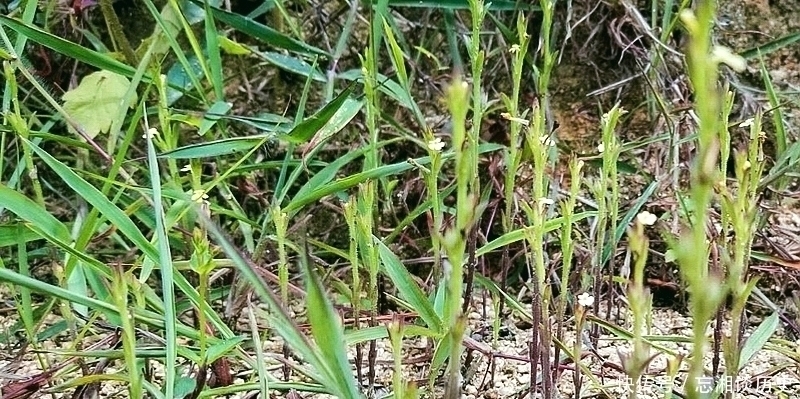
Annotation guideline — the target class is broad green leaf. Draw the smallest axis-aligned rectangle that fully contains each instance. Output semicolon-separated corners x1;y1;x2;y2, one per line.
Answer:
62;70;135;139
173;376;197;399
165;54;204;105
310;98;362;143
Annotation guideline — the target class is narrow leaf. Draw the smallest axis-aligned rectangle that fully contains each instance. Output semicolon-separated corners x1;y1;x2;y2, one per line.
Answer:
376;238;442;333
739;312;779;371
0;185;71;242
381;0;538;10
159;135;272;159
284;84;355;144
301;247;362;398
24;139;159;261
256;51;326;82
0;16;138;78
197;2;328;57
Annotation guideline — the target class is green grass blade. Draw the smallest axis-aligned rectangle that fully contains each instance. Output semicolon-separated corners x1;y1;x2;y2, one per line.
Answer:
286;143;503;215
145;129;178;399
22;138;159;261
203;1;224;100
22;139;231;343
199;215;341;392
0;268;117;314
142;0;208;103
740;31;800;60
0;185;71;242
0;225;44;247
381;0;538;10
0;16;138;78
738;312;779;372
290;142;378;201
301;246;363;399
602;179;659;265
255;50;326;82
376;238;443;333
760;59;786;161
284;84;357;144
196;1;329;57
159;136;272;159
198;100;233;137
477;211;596;257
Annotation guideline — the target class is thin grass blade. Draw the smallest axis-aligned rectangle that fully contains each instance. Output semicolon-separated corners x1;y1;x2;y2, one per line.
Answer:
376;238;443;333
196;1;328;57
301;245;363;399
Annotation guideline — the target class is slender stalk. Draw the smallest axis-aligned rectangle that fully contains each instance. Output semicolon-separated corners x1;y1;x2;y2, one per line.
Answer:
674;3;747;397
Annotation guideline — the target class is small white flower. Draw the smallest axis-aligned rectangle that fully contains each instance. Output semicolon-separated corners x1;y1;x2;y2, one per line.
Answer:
577;292;595;308
501;112;530;126
636;211;658;226
510;44;521;54
142;128;159;139
711;45;746;72
191;189;209;203
597;142;605;153
180;164;191;173
539;197;555;206
539;135;555;147
427;137;446;152
738;118;754;128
